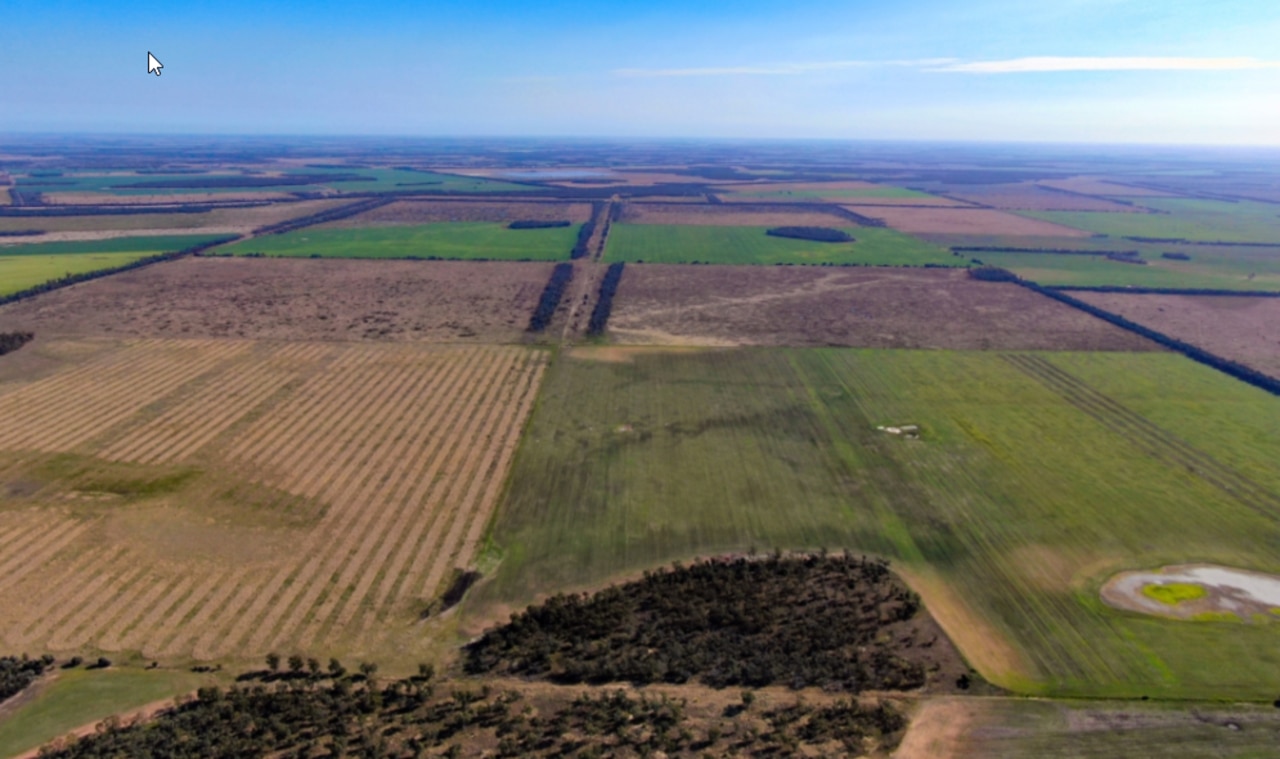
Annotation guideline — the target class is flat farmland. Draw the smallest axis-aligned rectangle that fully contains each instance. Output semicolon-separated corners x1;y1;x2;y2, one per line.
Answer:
717;182;936;202
216;222;580;261
1023;199;1280;243
323;199;594;227
607;265;1157;351
0;258;555;343
474;348;1280;699
847;205;1093;237
604;224;958;266
969;249;1280;291
1072;292;1280;378
620;202;853;227
0;199;347;241
943;183;1141;212
0;338;548;665
1038;178;1180;197
0;235;227;297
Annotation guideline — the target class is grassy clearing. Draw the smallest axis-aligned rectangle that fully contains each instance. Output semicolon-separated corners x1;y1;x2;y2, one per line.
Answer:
0;254;150;296
604;224;958;266
1022;200;1280;243
0;668;210;759
474;348;1280;700
217;223;579;260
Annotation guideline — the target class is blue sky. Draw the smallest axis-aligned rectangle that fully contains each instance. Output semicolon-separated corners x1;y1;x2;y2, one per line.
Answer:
2;0;1278;144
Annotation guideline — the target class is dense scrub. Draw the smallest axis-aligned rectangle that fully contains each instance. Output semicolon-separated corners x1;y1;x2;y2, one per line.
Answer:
508;220;571;230
765;226;853;243
586;262;624;336
466;554;929;692
0;229;43;237
31;666;906;758
0;654;53;702
0;331;34;356
527;262;574;332
1162;252;1192;261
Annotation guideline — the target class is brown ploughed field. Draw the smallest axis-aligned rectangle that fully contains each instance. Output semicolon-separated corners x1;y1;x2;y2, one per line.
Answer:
944;183;1141;212
844;205;1093;237
0;257;552;343
619;202;853;227
1073;292;1280;378
1037;177;1179;197
320;199;594;227
608;265;1161;350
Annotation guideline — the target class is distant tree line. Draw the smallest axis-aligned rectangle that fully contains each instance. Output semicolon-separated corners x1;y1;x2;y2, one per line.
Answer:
0;235;240;309
465;553;929;693
0;332;34;357
586;262;625;336
0;229;44;237
1104;251;1147;265
0;202;265;218
570;202;605;260
252;197;392;236
507;220;571;229
527;263;574;333
0;654;53;702
951;245;1139;256
766;226;853;243
1125;237;1280;247
1161;252;1192;261
115;173;370;190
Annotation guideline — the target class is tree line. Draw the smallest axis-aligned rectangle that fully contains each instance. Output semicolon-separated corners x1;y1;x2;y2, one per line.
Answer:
586;262;625;336
766;226;853;243
507;220;571;229
526;263;574;333
952;245;1140;256
0;654;53;702
0;332;34;356
252;198;392;236
0;202;266;218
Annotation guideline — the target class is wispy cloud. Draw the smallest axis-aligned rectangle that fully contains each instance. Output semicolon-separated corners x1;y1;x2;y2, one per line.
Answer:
614;56;1280;78
933;56;1280;73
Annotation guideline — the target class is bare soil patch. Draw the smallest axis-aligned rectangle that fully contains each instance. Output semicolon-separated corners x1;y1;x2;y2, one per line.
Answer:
1072;292;1280;379
609;265;1159;351
845;205;1093;237
0;257;553;343
321;199;594;227
619;202;851;227
945;183;1141;212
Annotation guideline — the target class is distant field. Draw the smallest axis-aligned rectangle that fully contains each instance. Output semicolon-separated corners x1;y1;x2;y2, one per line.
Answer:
0;253;149;296
15;168;532;197
723;186;933;201
217;222;580;260
475;348;1280;700
1023;199;1280;243
969;249;1280;291
0;339;547;666
0;235;224;296
0;199;347;236
604;224;958;266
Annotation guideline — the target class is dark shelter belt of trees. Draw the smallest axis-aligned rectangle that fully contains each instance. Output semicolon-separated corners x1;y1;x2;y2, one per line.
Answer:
586;262;625;336
0;332;34;357
527;263;574;333
570;202;604;259
507;219;571;229
0;654;52;702
969;266;1280;396
0;229;44;237
0;236;241;309
766;226;853;243
114;173;371;189
253;197;392;236
0;202;266;218
465;553;927;692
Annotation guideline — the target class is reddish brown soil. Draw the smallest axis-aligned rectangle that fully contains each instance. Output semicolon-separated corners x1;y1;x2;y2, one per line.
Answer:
619;202;851;227
323;199;594;227
0;258;553;343
609;265;1160;351
945;183;1141;212
1073;292;1280;378
844;205;1093;237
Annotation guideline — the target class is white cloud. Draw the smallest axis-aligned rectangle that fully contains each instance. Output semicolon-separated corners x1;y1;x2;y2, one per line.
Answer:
613;60;953;78
932;56;1280;73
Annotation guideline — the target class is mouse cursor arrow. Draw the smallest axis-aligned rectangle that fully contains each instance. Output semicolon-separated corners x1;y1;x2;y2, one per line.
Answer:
147;52;163;76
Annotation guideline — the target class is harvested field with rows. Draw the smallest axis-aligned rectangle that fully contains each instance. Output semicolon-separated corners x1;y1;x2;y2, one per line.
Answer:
846;205;1093;237
1072;292;1280;379
0;257;555;342
0;338;548;664
607;265;1159;350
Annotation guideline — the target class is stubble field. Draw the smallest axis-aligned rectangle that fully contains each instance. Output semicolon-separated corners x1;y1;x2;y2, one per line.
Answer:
0;338;547;665
604;224;958;266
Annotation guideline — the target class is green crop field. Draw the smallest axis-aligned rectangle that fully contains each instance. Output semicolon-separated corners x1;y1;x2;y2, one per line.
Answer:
0;668;212;759
216;222;579;260
604;224;958;266
0;235;225;296
473;347;1280;700
1022;199;1280;243
967;250;1280;291
724;186;934;201
14;168;531;197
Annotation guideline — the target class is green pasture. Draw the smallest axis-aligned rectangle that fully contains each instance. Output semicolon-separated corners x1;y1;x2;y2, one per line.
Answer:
722;185;934;201
1023;199;1280;243
475;348;1280;700
0;235;220;257
604;224;958;266
14;168;531;197
967;248;1280;290
0;668;211;759
216;222;579;260
0;235;223;296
